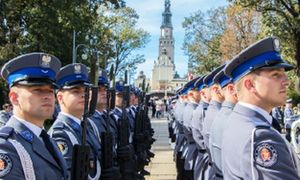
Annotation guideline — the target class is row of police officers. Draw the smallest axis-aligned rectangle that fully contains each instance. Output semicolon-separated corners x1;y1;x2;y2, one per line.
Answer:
169;36;300;179
0;52;155;179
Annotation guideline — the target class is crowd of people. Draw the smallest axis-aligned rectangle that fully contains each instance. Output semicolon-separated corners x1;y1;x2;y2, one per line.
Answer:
167;37;300;180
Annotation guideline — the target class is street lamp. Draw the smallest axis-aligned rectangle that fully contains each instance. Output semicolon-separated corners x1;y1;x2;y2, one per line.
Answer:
72;30;89;63
73;44;89;63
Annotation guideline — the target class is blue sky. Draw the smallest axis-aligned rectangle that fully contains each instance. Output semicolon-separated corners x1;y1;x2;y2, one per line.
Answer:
126;0;228;79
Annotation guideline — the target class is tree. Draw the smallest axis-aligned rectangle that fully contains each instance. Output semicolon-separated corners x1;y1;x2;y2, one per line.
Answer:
229;0;300;75
94;5;150;79
220;4;261;60
0;0;127;104
182;7;226;74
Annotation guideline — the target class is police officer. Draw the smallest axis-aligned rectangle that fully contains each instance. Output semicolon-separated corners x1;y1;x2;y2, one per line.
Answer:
284;98;294;142
48;63;102;179
0;52;68;179
88;68;121;179
110;81;137;179
0;103;12;127
222;37;300;179
181;77;201;179
89;69;111;141
173;87;188;180
191;75;210;180
201;65;225;179
209;68;238;178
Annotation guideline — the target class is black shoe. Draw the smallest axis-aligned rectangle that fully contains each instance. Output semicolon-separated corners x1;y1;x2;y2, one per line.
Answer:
135;172;145;180
147;151;155;158
140;169;151;176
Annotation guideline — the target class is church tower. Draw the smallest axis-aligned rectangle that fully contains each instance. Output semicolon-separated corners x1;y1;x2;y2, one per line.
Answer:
151;0;175;91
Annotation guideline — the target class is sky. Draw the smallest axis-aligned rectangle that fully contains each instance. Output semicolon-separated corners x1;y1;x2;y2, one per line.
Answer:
126;0;228;79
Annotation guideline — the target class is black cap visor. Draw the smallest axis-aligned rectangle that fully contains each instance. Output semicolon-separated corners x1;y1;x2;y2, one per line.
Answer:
12;78;58;89
260;62;294;71
60;81;90;90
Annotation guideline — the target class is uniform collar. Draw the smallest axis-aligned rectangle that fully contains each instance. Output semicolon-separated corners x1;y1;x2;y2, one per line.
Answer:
115;107;122;113
222;101;235;109
59;112;81;126
238;102;273;124
95;110;102;115
13;115;42;137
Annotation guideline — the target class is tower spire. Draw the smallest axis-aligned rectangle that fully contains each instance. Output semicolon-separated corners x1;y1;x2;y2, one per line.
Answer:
161;0;172;28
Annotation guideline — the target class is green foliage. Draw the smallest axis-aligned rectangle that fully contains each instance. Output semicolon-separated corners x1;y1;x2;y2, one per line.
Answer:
287;70;300;105
0;0;150;104
182;7;226;74
94;5;150;79
229;0;300;75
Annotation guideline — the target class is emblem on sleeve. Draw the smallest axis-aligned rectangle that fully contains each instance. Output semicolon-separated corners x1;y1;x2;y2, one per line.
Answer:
0;154;12;177
254;143;278;167
57;141;68;156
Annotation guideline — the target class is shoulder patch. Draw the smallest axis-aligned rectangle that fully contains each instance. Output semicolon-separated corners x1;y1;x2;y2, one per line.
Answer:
56;140;69;156
254;143;278;167
19;130;33;142
0;154;12;177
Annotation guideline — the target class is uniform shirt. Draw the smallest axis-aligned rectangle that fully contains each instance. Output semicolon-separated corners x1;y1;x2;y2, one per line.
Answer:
89;110;118;167
174;100;187;153
284;107;295;129
191;101;209;150
110;107;132;144
222;102;300;179
202;100;222;148
209;101;235;172
49;112;101;178
0;116;68;179
182;101;198;170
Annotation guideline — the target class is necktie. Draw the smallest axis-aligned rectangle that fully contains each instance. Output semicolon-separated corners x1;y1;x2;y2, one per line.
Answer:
40;130;60;167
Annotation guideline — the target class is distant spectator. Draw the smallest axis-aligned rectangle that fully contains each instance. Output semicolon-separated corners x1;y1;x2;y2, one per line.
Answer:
155;102;162;118
272;106;284;130
284;99;294;142
151;99;156;118
297;103;300;115
0;103;12;127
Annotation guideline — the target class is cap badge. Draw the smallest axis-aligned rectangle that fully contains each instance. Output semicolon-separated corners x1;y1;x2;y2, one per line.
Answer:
42;55;51;67
273;39;280;52
74;64;81;74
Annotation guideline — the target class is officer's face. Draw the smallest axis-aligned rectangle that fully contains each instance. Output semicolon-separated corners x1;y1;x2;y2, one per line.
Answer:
9;85;55;126
97;85;107;106
130;94;137;105
115;93;123;108
200;88;211;102
57;86;85;117
193;90;201;103
251;68;289;109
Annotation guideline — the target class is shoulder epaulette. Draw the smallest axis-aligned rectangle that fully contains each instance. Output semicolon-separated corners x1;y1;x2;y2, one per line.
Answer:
0;126;14;139
52;121;65;129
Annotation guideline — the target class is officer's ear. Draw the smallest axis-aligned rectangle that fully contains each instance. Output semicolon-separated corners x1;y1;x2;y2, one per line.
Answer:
243;75;256;93
227;83;238;101
56;91;64;104
8;87;19;106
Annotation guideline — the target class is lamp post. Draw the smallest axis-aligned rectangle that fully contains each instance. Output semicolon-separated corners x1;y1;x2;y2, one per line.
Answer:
73;44;89;63
72;31;89;63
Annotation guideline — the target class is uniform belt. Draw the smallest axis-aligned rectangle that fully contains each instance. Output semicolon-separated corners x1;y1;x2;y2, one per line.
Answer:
189;142;195;144
198;149;206;153
215;173;223;178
